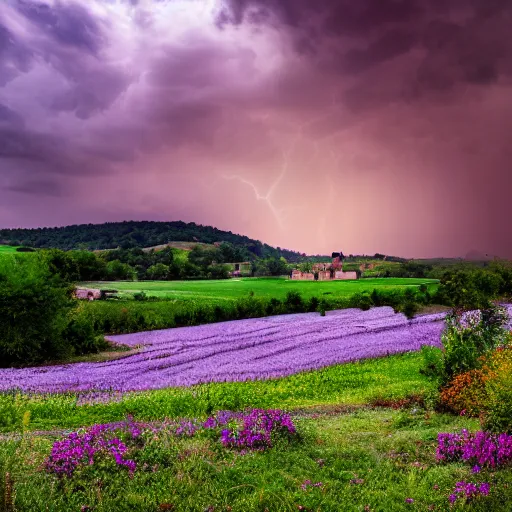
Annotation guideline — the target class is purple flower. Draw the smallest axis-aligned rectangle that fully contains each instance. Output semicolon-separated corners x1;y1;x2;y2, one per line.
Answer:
0;305;466;394
405;498;414;504
479;483;490;496
448;481;491;503
45;423;137;478
301;480;323;491
437;430;512;469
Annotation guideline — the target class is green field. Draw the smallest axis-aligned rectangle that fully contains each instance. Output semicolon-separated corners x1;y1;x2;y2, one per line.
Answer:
83;277;439;302
2;352;511;511
0;245;21;254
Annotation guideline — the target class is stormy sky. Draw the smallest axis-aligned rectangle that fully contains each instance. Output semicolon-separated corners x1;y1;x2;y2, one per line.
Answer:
0;0;511;258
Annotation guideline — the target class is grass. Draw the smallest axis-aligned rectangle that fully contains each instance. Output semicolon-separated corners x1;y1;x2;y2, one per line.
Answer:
81;277;439;301
2;405;509;510
0;245;21;254
2;352;512;510
0;352;433;431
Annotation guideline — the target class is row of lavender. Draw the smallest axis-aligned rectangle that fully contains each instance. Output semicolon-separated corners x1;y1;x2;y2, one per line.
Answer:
4;305;512;394
0;306;452;393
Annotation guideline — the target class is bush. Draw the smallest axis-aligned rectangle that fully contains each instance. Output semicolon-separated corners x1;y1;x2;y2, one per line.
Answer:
308;296;320;312
419;345;445;381
439;368;490;416
0;255;106;366
402;300;420;319
266;297;283;316
284;291;305;313
437;269;504;310
440;306;509;385
348;292;373;311
133;291;148;301
484;372;512;433
0;255;75;366
64;306;107;356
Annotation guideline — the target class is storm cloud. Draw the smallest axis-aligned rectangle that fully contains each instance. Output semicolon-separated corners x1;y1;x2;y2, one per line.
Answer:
0;0;510;258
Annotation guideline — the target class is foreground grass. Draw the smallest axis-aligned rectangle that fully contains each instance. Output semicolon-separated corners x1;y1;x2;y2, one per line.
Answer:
3;408;511;511
83;277;439;301
3;351;512;511
0;353;434;431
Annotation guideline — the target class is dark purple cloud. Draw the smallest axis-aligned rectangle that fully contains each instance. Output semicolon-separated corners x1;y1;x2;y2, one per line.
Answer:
0;22;33;85
16;0;104;54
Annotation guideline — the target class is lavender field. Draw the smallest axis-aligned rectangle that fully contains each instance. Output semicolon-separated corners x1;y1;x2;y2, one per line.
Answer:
0;305;469;394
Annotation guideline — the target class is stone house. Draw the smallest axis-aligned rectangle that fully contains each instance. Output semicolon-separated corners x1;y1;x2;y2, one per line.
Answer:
291;252;359;281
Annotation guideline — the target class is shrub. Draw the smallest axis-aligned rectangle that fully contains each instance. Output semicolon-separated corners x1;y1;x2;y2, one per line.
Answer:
64;306;107;356
484;373;512;433
348;292;373;311
266;297;283;316
419;345;445;381
481;346;512;432
308;296;320;312
437;269;504;310
284;291;304;313
0;255;75;366
133;291;148;301
440;368;491;416
439;306;509;385
402;300;420;319
435;342;512;426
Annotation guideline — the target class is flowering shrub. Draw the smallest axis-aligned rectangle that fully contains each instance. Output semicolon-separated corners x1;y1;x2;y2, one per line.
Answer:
439;345;512;424
440;366;493;416
449;481;491;504
45;422;139;478
437;430;512;468
218;409;297;450
439;305;509;385
45;409;298;480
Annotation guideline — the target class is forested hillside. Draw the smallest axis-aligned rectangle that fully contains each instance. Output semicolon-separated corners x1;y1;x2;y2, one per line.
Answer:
0;221;303;262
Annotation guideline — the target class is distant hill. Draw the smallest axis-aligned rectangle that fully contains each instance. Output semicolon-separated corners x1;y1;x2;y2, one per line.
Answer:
0;221;303;262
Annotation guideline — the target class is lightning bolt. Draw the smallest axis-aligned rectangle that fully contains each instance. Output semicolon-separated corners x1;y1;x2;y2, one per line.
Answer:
223;144;295;228
221;90;346;230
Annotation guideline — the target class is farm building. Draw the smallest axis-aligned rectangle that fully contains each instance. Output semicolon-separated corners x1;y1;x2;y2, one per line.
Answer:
291;252;359;281
225;262;252;277
74;288;118;300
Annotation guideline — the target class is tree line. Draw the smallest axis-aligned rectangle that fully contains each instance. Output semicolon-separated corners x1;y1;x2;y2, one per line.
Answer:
41;244;291;282
0;220;303;262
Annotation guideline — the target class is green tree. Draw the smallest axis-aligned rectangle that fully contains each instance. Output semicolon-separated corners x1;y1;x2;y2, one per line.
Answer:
146;263;170;280
106;260;136;281
437;269;503;310
0;255;75;366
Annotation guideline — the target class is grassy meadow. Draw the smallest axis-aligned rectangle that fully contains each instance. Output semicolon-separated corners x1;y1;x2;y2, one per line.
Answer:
82;277;439;302
3;352;512;511
4;250;512;510
0;245;22;254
